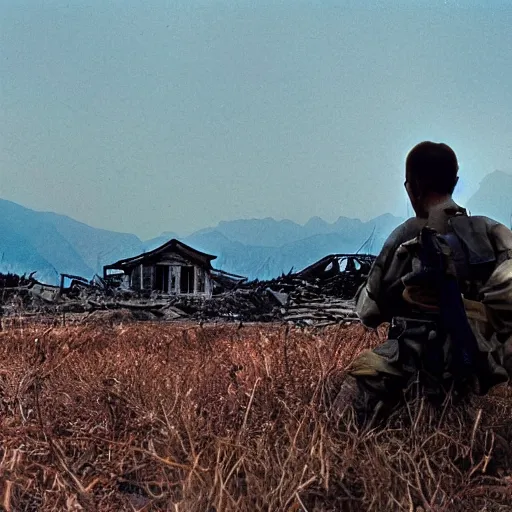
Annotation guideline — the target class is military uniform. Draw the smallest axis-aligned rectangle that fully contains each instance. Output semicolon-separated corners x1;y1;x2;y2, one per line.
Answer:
345;199;512;420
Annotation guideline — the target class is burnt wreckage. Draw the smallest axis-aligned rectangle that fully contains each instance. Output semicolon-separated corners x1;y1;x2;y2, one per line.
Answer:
0;244;376;326
296;254;375;297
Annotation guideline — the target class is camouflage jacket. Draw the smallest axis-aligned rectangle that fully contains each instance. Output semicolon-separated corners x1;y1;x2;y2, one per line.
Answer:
356;198;512;372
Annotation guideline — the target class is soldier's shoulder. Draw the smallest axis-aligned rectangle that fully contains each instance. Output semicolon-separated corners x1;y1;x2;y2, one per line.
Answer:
383;217;423;249
455;213;510;236
465;214;500;227
452;213;512;259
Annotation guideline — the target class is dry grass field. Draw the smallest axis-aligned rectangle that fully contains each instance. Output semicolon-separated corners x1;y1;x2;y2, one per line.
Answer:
0;320;511;511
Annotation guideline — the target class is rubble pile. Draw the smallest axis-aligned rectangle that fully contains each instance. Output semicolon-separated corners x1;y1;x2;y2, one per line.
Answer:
163;254;374;326
171;288;277;322
0;254;375;327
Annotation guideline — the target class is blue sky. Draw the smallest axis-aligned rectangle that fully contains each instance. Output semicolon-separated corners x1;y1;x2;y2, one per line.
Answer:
1;1;511;237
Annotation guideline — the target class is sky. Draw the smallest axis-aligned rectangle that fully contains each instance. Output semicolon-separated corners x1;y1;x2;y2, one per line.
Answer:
1;1;511;239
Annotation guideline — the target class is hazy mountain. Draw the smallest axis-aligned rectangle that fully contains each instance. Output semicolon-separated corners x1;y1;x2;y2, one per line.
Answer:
183;230;277;279
180;213;404;280
466;171;512;227
0;199;92;283
40;211;143;274
192;218;308;247
0;226;58;284
0;199;144;284
189;213;401;251
0;197;404;283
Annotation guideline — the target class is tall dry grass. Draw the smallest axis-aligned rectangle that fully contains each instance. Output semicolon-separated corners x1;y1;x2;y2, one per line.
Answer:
0;322;510;511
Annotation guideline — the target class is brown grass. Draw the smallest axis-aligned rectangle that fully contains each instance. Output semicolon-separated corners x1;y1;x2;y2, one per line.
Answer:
0;322;511;511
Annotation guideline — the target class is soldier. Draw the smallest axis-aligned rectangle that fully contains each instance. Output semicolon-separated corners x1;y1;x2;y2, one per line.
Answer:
335;141;512;425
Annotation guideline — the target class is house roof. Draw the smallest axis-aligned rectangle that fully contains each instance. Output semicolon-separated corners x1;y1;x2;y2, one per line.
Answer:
104;239;217;271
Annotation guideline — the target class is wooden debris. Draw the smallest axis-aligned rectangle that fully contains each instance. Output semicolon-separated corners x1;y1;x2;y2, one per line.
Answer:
0;254;375;327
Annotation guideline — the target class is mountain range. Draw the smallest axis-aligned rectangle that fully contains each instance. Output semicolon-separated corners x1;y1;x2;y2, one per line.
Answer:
0;171;510;283
466;171;512;226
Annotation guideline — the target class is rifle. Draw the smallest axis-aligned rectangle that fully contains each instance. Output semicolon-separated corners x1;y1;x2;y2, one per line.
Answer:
409;227;479;379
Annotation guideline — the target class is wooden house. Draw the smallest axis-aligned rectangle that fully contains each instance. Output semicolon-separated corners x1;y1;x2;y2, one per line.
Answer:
103;239;216;296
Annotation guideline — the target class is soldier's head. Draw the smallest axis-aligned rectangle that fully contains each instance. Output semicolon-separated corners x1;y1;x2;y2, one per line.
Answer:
405;141;459;217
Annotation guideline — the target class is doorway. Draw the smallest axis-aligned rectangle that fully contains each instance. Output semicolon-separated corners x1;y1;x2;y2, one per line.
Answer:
155;265;170;292
180;266;195;294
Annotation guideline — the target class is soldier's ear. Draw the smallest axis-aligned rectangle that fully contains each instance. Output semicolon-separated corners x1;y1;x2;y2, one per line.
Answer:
408;177;421;199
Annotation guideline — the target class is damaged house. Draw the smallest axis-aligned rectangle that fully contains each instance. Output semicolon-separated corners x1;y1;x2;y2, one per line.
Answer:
103;239;217;297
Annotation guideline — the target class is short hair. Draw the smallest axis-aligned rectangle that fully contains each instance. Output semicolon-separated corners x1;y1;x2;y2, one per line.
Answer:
405;141;459;195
